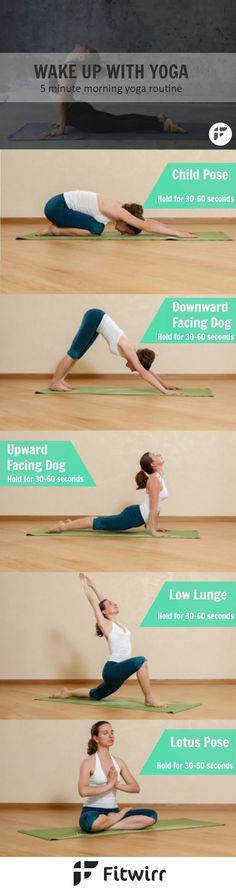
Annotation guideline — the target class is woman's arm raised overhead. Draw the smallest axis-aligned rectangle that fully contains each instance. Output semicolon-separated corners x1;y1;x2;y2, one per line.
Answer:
79;572;103;601
80;580;110;637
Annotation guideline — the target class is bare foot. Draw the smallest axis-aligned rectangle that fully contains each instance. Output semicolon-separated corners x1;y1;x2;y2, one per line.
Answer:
51;688;70;699
49;381;72;392
158;114;187;134
48;519;71;533
38;223;57;236
108;808;130;827
62;379;75;390
145;698;167;708
164;119;188;135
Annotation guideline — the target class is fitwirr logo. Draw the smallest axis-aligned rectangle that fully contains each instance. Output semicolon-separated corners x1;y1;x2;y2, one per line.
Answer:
73;861;99;886
209;122;232;146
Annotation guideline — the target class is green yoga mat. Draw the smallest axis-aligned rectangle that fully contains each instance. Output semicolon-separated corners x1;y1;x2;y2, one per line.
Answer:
35;386;214;397
16;231;232;241
27;528;200;539
36;696;202;714
18;818;224;841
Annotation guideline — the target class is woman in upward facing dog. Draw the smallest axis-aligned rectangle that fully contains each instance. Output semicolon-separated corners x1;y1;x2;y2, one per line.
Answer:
78;720;158;833
50;307;180;392
52;572;165;707
43;43;188;141
48;451;169;537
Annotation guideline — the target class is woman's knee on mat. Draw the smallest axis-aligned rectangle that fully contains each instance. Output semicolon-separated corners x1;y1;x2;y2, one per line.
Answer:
79;810;100;833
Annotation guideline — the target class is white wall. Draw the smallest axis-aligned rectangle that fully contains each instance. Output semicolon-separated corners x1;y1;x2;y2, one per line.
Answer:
2;149;235;218
0;294;235;374
1;720;236;803
0;573;235;680
0;430;236;516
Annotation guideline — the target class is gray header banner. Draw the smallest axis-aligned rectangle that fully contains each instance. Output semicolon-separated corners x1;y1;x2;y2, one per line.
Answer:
0;53;236;103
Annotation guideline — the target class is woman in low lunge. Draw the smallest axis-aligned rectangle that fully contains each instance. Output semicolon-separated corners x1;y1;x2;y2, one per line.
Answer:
52;572;165;707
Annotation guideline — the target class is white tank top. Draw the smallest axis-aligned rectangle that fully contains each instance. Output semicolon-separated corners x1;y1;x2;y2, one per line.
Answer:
63;190;110;224
108;622;132;662
85;751;121;808
97;313;124;356
140;473;169;524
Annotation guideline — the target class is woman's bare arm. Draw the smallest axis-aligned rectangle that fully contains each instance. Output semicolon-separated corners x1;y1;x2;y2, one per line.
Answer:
121;342;178;394
100;200;194;238
80;580;110;637
79;573;103;600
78;759;116;797
115;758;140;793
146;476;161;536
42;102;67;138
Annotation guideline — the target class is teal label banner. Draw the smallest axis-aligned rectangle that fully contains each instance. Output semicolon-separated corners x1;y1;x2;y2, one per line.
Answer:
0;441;95;487
144;163;236;209
141;730;236;775
141;581;236;627
141;297;236;344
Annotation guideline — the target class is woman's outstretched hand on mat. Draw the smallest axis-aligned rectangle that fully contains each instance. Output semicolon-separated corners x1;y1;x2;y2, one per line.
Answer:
147;525;166;538
164;386;181;395
40;127;64;139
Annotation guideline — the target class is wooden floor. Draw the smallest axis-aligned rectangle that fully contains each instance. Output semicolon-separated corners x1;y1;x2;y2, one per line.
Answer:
0;804;234;857
0;681;235;720
1;375;236;431
0;517;235;572
2;219;236;295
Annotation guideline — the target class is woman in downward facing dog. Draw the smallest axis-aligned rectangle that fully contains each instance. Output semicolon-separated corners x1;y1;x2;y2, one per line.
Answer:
43;191;194;238
50;307;180;392
49;451;169;537
52;572;165;707
78;720;157;833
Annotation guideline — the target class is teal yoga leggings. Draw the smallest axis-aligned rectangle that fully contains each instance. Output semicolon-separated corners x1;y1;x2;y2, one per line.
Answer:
44;194;105;234
93;505;144;531
79;806;158;833
67;308;105;359
89;656;146;700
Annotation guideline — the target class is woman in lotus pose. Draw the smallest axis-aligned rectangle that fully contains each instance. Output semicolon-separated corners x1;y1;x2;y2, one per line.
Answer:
52;572;165;707
50;307;180;392
43;191;194;238
49;451;169;538
78;720;158;833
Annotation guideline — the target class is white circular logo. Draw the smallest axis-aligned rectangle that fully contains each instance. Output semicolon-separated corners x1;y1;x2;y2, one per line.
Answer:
209;122;232;146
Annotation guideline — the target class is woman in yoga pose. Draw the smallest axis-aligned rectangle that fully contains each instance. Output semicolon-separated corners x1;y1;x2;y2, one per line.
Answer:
50;307;180;392
52;572;165;707
78;720;157;833
49;451;168;537
43;43;187;140
43;191;194;238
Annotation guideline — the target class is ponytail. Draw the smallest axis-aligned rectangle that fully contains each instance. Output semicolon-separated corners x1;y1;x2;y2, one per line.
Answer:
135;452;154;489
135;469;148;489
87;737;98;755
